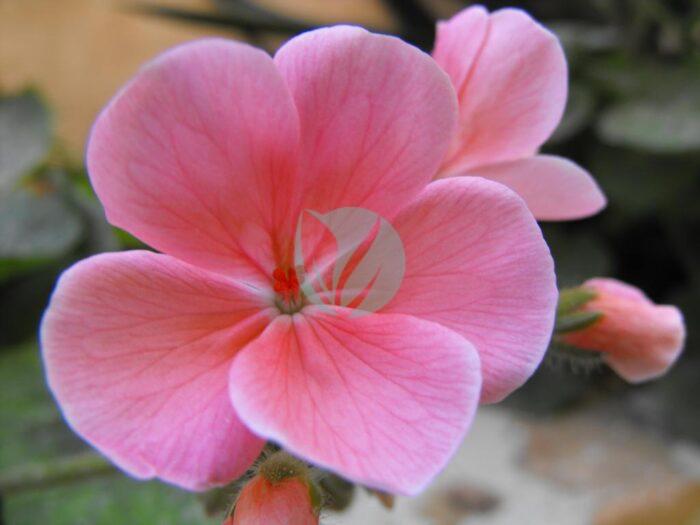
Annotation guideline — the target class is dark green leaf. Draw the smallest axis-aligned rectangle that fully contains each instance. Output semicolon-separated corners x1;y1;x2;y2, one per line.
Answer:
590;146;698;217
585;58;700;99
5;476;219;525
550;22;619;53
0;344;218;524
0;188;82;262
598;97;700;153
0;92;51;191
0;343;87;471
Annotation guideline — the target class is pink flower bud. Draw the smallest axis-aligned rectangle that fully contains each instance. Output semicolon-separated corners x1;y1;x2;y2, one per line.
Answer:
227;453;320;525
561;278;685;382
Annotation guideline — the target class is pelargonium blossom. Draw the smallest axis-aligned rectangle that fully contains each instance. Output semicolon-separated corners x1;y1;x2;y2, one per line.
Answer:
41;27;557;495
432;5;607;221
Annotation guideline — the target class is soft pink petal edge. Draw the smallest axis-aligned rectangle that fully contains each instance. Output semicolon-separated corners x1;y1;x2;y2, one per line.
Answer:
385;176;558;403
434;6;568;175
275;25;458;220
40;251;274;490
465;155;607;221
229;307;482;495
86;38;301;282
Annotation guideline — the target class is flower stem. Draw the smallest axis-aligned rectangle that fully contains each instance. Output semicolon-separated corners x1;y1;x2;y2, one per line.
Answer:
0;452;114;494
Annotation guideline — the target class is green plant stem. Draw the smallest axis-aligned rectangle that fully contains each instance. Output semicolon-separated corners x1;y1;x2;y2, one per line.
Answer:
0;453;115;494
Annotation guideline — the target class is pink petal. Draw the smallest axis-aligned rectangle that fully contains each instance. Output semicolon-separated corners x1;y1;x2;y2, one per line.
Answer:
466;155;607;221
87;39;301;282
434;7;567;175
275;26;458;220
585;277;649;302
229;307;481;495
41;251;275;490
385;177;557;403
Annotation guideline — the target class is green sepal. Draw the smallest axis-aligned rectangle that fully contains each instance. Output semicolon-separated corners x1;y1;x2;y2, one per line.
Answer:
307;479;324;514
555;310;603;334
557;286;598;315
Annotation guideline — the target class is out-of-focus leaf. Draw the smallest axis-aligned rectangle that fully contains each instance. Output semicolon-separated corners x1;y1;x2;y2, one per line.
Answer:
586;58;700;100
5;476;219;525
1;345;216;524
0;453;113;494
550;22;619;53
0;188;82;263
132;2;315;33
54;169;119;253
598;97;700;153
0;262;66;345
0;343;87;471
590;146;698;217
0;92;51;191
549;83;597;144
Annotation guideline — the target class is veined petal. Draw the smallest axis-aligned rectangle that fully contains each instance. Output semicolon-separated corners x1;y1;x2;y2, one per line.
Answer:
385;177;557;403
87;39;301;282
276;26;458;220
229;307;481;495
466;155;607;221
434;7;567;174
41;251;274;490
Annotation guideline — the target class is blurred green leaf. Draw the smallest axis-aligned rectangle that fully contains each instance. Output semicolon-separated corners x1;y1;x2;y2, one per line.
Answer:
550;22;620;53
0;92;51;191
585;57;700;99
57;169;119;253
0;345;218;524
0;343;86;471
590;146;699;217
549;83;597;144
5;476;218;525
0;188;83;265
598;97;700;153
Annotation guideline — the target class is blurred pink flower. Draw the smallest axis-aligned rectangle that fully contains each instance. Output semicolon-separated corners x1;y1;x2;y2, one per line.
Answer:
562;278;685;382
41;28;556;495
432;5;607;221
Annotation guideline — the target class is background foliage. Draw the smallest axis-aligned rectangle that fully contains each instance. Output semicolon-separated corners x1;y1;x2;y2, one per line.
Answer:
1;0;699;523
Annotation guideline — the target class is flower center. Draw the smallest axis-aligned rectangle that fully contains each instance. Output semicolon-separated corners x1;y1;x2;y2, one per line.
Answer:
273;266;304;314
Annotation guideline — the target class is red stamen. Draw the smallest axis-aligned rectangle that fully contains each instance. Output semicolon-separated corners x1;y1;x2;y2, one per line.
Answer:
273;267;301;303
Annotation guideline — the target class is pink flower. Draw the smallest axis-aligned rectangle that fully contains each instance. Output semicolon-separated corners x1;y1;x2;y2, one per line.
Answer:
561;278;685;382
432;6;607;221
40;28;557;495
